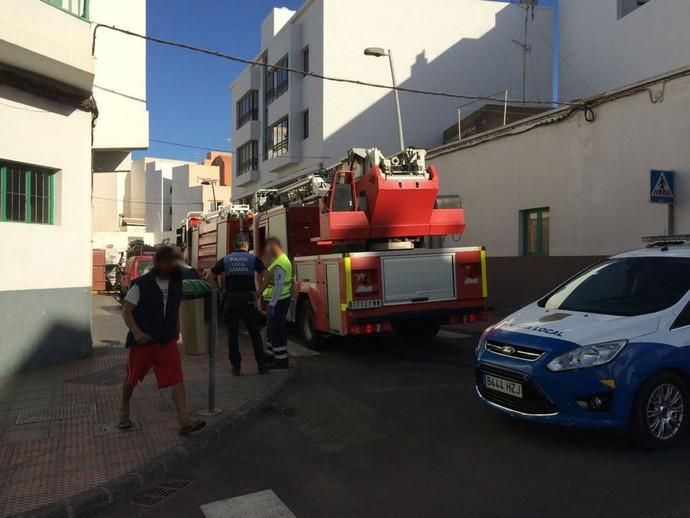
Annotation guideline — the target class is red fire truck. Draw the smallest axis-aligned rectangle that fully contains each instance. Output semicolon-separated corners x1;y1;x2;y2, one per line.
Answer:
178;206;252;273
253;148;488;346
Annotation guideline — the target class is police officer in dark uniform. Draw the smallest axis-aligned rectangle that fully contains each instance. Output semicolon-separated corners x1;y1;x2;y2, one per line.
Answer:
207;233;269;376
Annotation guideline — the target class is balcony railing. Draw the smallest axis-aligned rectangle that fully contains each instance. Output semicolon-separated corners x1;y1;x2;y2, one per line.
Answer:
41;0;89;21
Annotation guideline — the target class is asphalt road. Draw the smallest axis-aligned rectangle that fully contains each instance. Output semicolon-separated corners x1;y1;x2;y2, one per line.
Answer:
103;330;690;518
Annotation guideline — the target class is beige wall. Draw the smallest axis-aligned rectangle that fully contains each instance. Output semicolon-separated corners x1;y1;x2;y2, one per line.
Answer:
429;73;690;259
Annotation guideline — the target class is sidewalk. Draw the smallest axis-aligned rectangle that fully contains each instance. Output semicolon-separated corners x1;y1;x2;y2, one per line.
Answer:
0;295;294;517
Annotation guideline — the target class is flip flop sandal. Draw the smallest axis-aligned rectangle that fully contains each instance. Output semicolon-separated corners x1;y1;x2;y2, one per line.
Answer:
117;418;133;430
179;419;206;436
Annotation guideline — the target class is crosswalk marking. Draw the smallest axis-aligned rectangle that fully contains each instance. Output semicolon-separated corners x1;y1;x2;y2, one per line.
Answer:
201;489;296;518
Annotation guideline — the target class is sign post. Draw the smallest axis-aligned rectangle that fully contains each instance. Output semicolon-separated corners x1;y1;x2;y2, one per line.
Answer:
650;170;675;235
199;288;223;417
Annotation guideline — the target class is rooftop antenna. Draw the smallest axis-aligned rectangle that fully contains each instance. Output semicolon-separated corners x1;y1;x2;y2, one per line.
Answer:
512;0;538;102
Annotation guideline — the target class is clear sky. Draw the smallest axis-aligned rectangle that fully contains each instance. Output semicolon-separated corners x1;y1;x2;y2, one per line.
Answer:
141;0;556;162
141;0;303;162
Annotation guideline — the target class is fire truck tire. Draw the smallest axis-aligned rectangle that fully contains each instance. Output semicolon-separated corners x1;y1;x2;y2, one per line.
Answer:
298;300;322;349
393;320;441;344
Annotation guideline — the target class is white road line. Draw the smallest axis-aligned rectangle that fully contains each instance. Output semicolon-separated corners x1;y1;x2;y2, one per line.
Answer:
201;489;296;518
437;330;472;340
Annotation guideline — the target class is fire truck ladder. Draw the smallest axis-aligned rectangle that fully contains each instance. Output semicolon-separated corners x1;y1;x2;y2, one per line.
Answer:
254;174;331;213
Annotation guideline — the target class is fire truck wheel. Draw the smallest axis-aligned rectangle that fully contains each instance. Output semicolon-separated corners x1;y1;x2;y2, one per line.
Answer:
298;300;322;349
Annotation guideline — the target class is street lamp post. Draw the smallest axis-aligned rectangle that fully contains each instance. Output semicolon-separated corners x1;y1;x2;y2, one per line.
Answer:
364;47;405;151
200;178;218;211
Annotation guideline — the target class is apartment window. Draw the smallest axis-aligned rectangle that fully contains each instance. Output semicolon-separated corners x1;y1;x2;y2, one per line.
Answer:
237;140;259;176
264;117;289;160
302;46;310;74
520;207;549;256
618;0;651;18
265;55;289;105
0;162;55;224
41;0;89;20
303;109;310;139
236;90;259;129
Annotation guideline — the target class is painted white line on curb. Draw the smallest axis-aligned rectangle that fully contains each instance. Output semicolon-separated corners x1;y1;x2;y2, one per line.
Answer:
201;489;296;518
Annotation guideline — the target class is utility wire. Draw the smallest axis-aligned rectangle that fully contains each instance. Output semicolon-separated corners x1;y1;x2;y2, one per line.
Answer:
93;196;214;205
92;24;580;107
150;138;331;160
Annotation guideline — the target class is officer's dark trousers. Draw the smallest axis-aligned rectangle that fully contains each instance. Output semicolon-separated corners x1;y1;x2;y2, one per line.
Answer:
224;292;264;369
267;297;291;364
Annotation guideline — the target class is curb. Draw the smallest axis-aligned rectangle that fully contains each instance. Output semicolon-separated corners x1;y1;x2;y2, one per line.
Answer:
18;364;298;518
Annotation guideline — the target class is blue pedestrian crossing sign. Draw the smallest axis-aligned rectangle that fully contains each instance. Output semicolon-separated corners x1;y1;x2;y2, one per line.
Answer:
650;170;674;204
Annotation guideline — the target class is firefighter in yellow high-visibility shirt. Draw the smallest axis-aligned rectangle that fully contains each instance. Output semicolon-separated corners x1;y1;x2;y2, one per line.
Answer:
260;237;292;369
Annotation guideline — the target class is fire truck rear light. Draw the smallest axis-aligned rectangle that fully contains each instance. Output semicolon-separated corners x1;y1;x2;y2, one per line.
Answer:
467;313;479;323
348;324;381;335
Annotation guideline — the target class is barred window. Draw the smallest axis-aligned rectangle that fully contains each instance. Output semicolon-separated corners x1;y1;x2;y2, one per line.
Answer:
1;162;55;224
236;90;258;129
264;117;289;160
237;141;259;176
265;55;289;105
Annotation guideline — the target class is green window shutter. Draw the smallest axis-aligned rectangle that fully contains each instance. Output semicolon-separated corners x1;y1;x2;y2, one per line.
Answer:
0;166;6;222
49;173;55;225
25;170;32;223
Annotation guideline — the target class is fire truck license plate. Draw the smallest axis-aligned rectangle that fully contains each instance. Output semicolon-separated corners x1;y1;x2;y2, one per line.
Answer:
484;374;523;398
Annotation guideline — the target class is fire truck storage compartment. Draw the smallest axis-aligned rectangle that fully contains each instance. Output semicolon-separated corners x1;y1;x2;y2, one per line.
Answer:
381;252;456;305
216;220;228;260
326;263;343;334
190;229;199;270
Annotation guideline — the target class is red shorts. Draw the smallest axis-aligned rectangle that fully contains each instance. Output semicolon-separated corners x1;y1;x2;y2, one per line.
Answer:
127;340;183;389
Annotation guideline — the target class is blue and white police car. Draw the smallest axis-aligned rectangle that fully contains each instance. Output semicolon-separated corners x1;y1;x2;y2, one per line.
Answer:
475;240;690;448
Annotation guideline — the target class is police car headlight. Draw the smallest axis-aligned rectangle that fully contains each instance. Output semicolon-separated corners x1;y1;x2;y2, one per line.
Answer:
475;327;492;355
547;340;628;372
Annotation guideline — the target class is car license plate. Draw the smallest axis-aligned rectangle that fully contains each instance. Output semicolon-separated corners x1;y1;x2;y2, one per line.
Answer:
484;374;523;398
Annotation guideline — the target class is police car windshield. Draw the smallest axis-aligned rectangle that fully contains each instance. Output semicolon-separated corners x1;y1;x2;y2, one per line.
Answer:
539;257;690;316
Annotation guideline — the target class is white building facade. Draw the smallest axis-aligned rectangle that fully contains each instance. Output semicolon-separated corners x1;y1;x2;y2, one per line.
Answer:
231;0;555;201
421;0;690;311
429;68;690;310
557;0;690;101
0;0;147;376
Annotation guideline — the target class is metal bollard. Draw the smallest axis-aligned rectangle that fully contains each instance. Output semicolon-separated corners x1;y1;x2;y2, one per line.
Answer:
198;287;223;417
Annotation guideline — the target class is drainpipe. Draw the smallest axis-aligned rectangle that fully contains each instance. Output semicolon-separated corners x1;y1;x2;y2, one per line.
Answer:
551;0;560;107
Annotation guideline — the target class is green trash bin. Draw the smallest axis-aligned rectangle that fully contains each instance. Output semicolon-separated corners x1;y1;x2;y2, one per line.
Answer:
180;280;213;356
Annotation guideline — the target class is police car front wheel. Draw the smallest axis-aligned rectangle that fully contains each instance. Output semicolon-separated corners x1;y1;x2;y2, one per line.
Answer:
632;371;689;450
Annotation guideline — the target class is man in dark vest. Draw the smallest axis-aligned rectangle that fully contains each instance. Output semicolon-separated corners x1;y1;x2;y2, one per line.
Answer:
207;233;269;376
119;246;206;435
